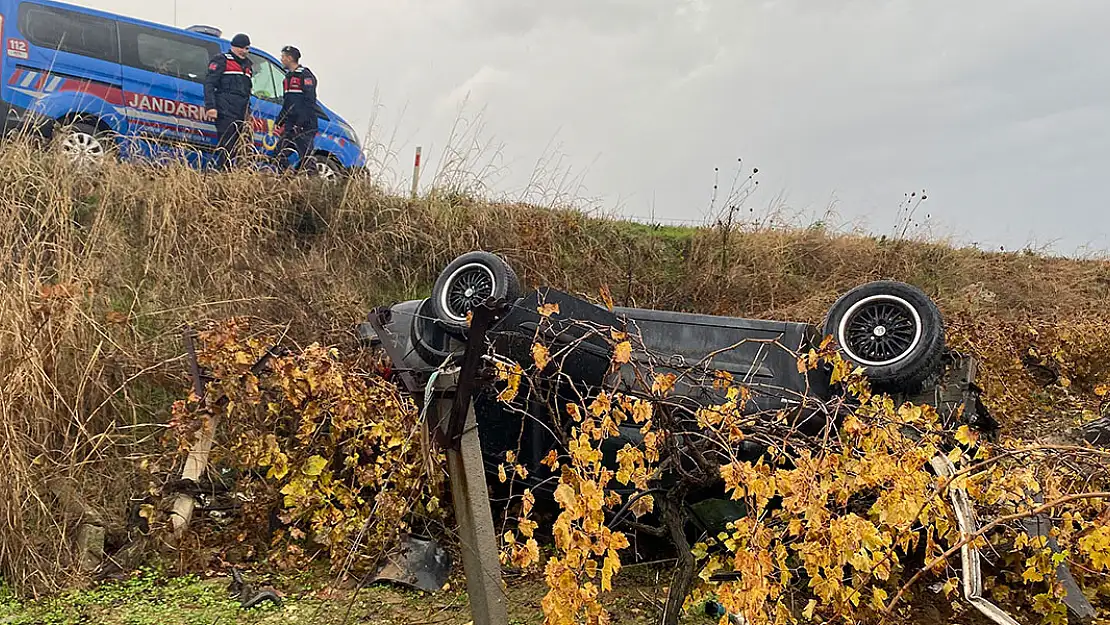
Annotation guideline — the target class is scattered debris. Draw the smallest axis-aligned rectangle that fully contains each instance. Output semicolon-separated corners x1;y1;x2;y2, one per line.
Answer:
227;568;282;609
1019;491;1097;623
929;455;1019;625
370;535;452;593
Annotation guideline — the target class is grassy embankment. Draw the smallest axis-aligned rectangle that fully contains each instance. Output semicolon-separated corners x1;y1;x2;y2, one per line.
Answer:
1;143;1109;622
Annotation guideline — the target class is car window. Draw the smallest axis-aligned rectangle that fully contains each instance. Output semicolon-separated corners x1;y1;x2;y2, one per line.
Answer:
248;53;284;102
18;3;119;63
118;23;219;83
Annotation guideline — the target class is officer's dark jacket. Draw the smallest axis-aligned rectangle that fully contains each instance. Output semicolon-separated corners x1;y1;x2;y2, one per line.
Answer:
204;53;253;119
277;66;318;130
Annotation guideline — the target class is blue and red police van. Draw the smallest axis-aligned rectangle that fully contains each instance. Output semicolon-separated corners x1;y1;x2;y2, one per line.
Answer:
0;0;364;176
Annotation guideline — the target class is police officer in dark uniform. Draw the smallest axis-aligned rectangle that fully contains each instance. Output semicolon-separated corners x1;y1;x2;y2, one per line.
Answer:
275;45;318;173
204;33;254;170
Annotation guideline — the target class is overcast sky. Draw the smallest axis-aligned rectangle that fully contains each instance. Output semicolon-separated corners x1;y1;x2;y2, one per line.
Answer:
73;0;1110;255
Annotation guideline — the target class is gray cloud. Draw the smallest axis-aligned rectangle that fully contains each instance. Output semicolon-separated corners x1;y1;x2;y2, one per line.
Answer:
73;0;1110;253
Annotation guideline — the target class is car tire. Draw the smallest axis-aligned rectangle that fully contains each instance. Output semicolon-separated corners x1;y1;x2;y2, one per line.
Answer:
410;298;465;368
56;121;115;165
311;154;343;181
430;251;522;335
821;280;945;392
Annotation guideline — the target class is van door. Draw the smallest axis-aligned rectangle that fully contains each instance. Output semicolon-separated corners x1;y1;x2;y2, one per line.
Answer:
8;2;123;132
117;21;219;165
247;52;285;163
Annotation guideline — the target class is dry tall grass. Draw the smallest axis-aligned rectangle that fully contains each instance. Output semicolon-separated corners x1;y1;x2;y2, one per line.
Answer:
1;140;1109;595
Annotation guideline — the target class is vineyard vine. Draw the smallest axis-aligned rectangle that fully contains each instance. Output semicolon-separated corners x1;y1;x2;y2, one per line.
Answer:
160;309;1110;625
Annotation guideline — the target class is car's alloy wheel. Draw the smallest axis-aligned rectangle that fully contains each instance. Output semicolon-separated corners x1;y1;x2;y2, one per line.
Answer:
837;294;923;367
822;280;945;392
430;251;523;335
440;262;497;323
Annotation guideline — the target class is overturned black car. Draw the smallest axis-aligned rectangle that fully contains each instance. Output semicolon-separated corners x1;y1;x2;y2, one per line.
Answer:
360;251;993;523
358;251;1104;624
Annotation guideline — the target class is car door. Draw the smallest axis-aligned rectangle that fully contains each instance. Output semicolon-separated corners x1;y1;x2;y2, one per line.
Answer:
246;52;283;160
117;21;220;164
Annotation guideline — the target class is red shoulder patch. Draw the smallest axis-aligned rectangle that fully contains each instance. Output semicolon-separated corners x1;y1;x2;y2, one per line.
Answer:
304;78;314;85
209;62;218;70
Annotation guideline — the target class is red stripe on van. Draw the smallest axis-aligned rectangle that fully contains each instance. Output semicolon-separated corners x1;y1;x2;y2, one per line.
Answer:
59;79;124;105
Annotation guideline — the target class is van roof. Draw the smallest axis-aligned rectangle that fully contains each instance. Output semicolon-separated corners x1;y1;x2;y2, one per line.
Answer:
34;0;239;49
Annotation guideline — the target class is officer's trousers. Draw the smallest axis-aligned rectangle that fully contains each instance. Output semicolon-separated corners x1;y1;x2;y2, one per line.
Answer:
214;116;247;171
277;126;316;172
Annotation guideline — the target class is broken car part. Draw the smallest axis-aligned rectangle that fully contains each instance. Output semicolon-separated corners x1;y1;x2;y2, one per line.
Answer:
370;536;453;593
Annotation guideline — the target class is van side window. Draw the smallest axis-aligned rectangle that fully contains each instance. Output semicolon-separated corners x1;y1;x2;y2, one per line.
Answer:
247;53;284;102
18;3;119;63
118;23;220;83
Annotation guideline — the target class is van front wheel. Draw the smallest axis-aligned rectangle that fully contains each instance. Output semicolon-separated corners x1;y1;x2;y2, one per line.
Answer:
312;155;343;180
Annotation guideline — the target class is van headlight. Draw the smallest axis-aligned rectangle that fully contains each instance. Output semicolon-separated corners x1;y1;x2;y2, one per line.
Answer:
335;119;358;146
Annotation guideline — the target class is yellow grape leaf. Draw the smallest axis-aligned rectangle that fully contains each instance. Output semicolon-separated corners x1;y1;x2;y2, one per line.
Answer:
631;399;653;424
605;491;623;508
537;302;560;318
532;343;551;371
303;455;327;476
691;542;709;560
542;449;560;469
955;425;978;447
554;483;580;516
585;559;599;580
630;494;654;518
1022;565;1045;583
1096;384;1110;397
613;341;632;364
514;464;529;479
280;479;308;504
139;504;155;522
652;373;676;396
601;552;620;592
713;370;734;390
496;362;523;403
518;519;538;539
498;464;508;484
610;532;630;551
590;393;612;417
830;357;852;385
567;403;583;422
803;599;817;620
872;588;889;610
506;451;517;464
